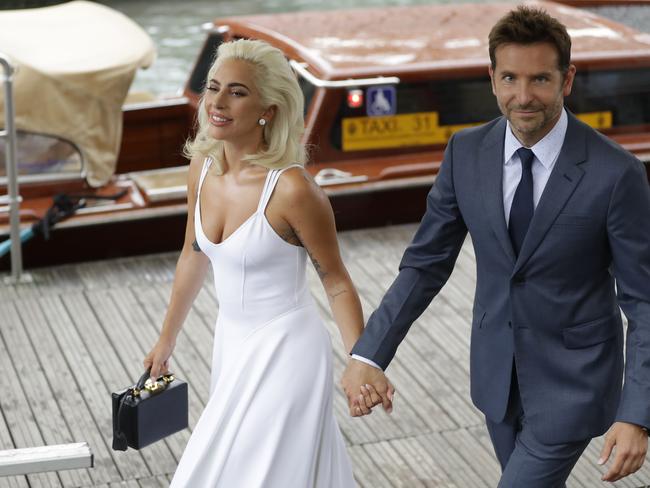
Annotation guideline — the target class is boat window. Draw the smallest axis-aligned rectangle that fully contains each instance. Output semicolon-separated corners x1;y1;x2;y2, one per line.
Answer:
187;31;224;95
330;67;650;152
330;77;498;151
0;131;82;179
566;67;650;130
298;77;316;116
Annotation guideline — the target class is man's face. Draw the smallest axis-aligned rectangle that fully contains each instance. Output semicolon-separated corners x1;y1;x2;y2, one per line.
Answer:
489;42;576;146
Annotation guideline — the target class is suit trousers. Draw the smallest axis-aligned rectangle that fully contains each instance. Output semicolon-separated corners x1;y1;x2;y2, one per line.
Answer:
486;366;591;488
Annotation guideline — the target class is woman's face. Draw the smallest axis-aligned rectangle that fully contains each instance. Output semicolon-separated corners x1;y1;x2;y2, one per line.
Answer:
204;59;269;147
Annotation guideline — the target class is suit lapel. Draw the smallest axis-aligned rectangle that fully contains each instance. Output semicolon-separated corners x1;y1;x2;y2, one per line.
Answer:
478;118;516;263
512;113;587;276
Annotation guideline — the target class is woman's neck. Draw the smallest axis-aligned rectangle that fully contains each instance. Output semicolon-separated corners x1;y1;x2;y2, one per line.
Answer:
222;140;263;173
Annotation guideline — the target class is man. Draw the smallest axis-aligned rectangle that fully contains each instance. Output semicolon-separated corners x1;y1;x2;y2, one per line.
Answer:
342;6;650;486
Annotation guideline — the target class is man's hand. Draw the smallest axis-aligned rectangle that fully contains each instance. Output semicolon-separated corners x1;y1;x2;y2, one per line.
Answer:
599;421;648;482
341;358;395;417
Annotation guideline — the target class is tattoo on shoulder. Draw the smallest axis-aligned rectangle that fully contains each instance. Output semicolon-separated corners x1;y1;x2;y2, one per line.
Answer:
302;171;321;190
192;239;201;252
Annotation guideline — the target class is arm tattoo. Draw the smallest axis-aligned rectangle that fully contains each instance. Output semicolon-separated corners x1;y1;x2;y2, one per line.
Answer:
293;217;327;280
309;251;329;280
328;289;347;300
192;239;201;252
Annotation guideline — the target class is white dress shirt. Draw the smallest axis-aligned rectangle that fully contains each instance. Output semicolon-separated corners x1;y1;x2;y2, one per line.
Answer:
503;108;568;221
353;109;570;370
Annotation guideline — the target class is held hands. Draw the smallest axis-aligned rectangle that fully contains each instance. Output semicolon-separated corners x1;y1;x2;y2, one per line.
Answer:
599;421;648;482
341;358;395;417
143;336;176;379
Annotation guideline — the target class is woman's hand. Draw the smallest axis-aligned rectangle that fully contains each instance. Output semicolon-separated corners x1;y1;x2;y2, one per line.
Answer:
143;336;176;379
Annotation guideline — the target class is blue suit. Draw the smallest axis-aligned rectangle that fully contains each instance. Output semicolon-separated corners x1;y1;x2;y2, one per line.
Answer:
352;112;650;481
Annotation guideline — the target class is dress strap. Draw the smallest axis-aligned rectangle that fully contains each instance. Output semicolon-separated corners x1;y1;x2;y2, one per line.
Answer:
197;157;214;198
256;164;303;213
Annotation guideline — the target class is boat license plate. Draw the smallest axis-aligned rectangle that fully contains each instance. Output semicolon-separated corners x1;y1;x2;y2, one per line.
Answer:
342;111;475;151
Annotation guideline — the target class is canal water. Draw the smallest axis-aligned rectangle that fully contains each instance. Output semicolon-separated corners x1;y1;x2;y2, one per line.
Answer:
98;0;650;96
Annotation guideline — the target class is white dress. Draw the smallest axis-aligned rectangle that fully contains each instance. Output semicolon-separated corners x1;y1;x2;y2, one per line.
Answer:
169;159;356;488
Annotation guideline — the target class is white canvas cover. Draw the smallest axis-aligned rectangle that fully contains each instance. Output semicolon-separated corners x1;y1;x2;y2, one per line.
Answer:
0;0;155;186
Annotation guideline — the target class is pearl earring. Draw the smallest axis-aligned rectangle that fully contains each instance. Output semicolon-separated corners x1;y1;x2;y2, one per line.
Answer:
258;118;266;126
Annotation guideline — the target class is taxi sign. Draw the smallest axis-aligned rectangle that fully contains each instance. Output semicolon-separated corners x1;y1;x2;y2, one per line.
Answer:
576;111;612;130
342;111;475;151
342;110;614;152
366;85;396;116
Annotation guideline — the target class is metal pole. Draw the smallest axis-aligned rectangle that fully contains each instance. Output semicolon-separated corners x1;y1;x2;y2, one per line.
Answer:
0;53;24;282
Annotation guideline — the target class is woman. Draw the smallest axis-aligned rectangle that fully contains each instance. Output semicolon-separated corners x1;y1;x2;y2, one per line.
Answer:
143;39;366;487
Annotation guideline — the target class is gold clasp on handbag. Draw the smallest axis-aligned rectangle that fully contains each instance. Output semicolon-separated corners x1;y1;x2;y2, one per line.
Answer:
132;374;174;397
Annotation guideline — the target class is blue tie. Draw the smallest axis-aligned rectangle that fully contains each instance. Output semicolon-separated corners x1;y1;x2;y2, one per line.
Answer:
509;147;535;256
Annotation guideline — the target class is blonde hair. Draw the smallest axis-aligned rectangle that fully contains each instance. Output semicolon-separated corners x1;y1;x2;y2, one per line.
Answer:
183;39;306;173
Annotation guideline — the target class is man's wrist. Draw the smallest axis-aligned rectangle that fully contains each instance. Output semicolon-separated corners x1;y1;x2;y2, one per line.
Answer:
351;354;383;370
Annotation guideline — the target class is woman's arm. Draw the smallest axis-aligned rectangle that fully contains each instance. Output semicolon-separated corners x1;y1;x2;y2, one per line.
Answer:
276;168;363;353
144;155;210;378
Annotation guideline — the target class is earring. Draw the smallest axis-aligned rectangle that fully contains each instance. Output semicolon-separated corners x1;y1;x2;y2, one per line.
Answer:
258;118;266;126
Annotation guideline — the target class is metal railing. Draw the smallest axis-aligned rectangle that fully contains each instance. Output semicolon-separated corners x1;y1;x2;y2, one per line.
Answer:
289;60;400;88
0;52;24;282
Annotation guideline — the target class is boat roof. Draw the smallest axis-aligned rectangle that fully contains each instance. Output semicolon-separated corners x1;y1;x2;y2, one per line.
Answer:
215;0;650;80
0;1;155;186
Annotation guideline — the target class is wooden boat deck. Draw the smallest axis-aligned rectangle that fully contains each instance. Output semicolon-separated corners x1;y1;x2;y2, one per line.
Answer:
1;223;649;488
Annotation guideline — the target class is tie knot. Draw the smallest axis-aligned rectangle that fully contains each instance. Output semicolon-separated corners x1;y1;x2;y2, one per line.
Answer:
517;147;535;170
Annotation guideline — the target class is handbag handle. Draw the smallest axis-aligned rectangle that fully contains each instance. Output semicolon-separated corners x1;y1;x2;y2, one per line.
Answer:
134;369;152;392
132;368;175;397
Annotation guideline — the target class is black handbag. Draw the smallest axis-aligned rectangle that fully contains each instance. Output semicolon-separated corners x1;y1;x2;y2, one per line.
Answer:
112;369;188;451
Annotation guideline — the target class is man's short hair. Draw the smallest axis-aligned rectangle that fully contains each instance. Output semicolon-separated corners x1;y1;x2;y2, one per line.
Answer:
488;5;572;73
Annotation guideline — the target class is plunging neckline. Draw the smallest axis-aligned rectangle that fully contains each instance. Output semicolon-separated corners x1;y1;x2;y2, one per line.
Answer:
197;169;272;247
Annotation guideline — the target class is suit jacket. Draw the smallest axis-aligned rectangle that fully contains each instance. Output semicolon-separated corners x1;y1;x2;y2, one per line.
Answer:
352;112;650;444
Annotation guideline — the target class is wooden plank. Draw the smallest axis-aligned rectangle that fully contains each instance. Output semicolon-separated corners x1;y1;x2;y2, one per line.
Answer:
56;292;152;481
348;445;395;488
418;432;490;488
0;300;92;487
0;312;62;488
0;443;92;477
137;474;171;488
388;436;459;487
363;440;426;487
16;295;116;486
36;294;134;484
441;428;501;487
0;378;29;488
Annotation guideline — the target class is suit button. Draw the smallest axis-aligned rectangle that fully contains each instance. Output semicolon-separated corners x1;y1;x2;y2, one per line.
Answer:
508;321;512;328
513;274;525;285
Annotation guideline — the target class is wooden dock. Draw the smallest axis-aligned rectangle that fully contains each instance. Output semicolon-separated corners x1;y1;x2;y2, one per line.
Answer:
1;223;649;487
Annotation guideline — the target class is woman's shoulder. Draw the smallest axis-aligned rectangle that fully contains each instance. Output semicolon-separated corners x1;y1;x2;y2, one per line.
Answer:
275;165;326;206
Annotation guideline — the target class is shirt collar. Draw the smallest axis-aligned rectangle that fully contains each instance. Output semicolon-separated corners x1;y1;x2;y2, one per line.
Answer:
504;108;568;169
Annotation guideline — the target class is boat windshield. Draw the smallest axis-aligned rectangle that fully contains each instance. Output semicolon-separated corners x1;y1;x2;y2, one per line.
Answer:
0;131;82;182
298;76;316;116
